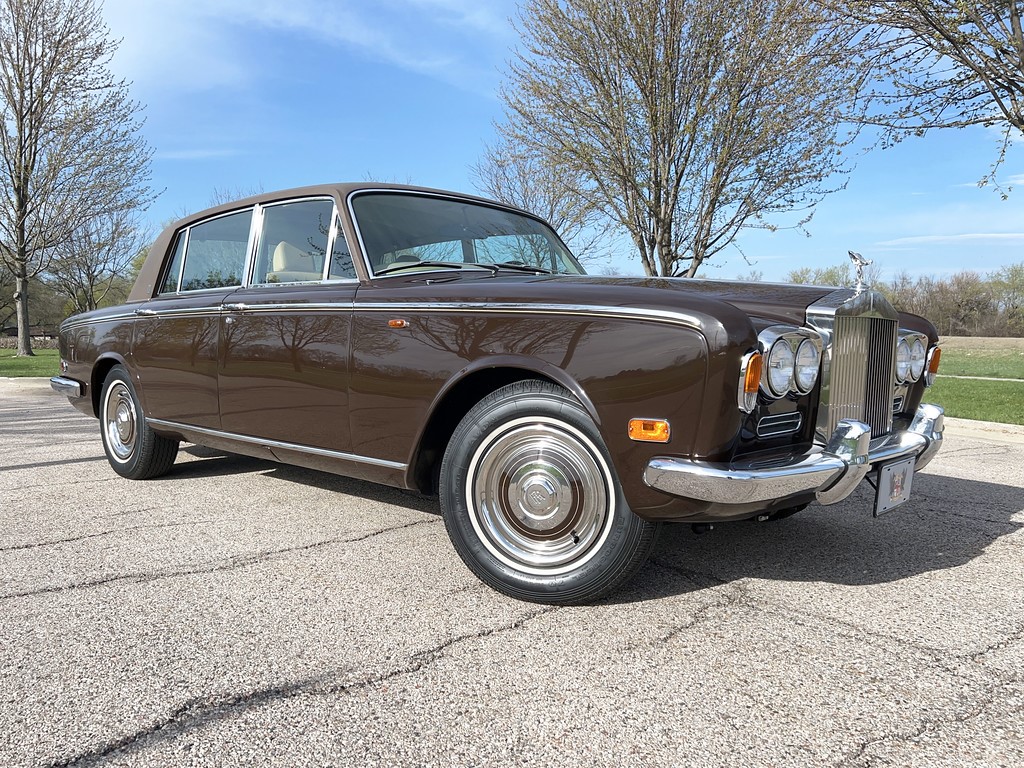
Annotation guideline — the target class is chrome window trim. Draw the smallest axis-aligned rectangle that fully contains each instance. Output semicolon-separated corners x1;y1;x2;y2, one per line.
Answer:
173;227;189;294
146;418;407;471
245;195;340;287
346;188;584;279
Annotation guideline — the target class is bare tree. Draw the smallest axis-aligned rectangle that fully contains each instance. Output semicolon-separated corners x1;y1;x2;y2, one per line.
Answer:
0;261;14;331
786;260;882;288
471;136;609;261
833;1;1024;183
0;0;154;355
43;211;146;314
501;0;870;278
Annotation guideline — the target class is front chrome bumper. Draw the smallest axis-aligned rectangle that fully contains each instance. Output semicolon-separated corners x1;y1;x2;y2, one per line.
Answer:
644;403;944;507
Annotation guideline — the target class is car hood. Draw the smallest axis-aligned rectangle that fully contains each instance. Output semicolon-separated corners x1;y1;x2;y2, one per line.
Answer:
543;275;839;326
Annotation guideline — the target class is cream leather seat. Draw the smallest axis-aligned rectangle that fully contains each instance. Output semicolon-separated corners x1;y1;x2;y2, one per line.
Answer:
265;241;323;283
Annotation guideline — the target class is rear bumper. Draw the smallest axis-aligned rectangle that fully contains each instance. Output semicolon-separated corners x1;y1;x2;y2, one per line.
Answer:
50;376;84;398
644;404;944;507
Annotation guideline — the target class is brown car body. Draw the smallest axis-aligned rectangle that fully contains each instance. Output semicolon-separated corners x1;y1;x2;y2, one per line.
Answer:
52;183;945;602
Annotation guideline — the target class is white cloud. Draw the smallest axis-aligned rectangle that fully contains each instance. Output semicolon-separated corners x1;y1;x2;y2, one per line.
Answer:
874;233;1024;248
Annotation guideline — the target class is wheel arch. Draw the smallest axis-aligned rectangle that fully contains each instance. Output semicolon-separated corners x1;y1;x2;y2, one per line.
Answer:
90;353;130;417
408;356;600;494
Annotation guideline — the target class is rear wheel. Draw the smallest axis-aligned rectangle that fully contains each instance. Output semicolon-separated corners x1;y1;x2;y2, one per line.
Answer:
100;366;178;479
440;380;660;604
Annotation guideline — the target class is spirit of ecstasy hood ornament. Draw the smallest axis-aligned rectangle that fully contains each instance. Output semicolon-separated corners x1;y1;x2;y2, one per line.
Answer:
848;250;872;295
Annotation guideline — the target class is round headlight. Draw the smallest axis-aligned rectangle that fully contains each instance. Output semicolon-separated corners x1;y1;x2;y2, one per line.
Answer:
765;339;795;397
793;338;820;393
909;338;926;382
895;338;911;383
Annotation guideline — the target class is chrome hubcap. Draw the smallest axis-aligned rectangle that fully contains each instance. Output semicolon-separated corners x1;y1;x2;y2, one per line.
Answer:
104;382;137;462
467;416;613;573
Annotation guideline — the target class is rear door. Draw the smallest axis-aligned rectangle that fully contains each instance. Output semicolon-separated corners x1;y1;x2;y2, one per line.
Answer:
132;207;255;429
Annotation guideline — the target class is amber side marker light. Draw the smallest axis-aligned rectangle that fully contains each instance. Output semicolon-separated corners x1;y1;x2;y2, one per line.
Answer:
628;418;671;443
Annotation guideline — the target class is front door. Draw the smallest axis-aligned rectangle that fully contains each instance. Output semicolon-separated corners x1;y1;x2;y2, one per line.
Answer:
217;198;357;453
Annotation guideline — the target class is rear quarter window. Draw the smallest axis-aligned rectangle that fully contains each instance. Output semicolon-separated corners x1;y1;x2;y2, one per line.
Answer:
160;209;253;294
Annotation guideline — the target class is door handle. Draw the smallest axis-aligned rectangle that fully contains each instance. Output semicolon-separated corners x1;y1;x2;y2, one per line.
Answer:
134;308;157;316
221;303;248;312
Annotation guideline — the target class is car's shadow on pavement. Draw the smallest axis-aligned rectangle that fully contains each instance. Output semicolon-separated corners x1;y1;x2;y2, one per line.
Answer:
173;445;440;514
614;471;1022;602
171;447;1021;602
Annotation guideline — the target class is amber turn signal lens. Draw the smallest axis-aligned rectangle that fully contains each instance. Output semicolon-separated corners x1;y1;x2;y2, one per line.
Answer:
744;352;763;394
387;319;409;329
628;418;670;443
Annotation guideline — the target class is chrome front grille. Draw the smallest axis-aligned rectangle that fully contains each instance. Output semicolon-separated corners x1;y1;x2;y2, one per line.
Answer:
807;289;900;441
829;316;896;437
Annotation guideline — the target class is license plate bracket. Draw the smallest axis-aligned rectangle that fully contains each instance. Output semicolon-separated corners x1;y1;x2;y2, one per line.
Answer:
874;456;916;516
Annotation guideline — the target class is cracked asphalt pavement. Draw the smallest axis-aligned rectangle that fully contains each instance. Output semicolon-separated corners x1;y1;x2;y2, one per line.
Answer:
1;378;1022;767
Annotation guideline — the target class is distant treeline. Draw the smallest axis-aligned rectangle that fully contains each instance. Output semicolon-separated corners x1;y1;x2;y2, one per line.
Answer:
783;262;1024;337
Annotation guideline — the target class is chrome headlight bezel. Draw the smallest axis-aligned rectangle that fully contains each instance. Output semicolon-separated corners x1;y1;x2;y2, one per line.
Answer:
765;339;795;397
793;337;821;395
909;338;926;382
896;330;929;384
895;338;911;383
757;326;823;401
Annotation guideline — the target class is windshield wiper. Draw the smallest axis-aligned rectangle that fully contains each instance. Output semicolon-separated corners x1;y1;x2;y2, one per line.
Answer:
375;260;498;276
492;261;553;274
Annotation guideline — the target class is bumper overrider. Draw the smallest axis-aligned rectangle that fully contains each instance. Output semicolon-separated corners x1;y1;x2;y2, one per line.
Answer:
644;403;944;506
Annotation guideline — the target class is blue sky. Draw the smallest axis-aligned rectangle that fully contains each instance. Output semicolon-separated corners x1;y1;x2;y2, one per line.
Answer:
102;0;1024;283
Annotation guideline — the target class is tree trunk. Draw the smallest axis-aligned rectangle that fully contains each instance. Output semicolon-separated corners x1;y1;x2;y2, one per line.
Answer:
15;271;34;356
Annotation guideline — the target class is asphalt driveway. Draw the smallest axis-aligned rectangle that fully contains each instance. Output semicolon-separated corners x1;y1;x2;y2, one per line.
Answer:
1;378;1022;767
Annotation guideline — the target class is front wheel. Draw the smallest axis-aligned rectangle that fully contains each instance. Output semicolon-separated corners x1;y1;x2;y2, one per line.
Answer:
440;380;660;604
99;365;179;480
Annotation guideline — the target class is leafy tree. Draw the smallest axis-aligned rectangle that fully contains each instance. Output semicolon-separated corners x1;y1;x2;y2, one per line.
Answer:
500;0;871;277
0;0;153;355
835;1;1024;184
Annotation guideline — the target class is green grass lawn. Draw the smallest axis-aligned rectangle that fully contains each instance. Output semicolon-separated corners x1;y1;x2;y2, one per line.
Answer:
0;348;60;378
926;376;1024;426
938;348;1024;380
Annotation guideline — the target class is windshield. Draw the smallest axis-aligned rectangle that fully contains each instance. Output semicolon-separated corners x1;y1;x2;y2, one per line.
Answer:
350;192;586;276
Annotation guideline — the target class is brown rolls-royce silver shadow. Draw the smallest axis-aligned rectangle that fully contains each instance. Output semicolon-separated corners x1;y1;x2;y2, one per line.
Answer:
51;183;944;603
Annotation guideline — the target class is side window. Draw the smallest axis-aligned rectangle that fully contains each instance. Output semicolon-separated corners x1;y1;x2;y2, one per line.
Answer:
253;199;335;284
179;209;252;291
159;232;187;293
328;215;357;280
